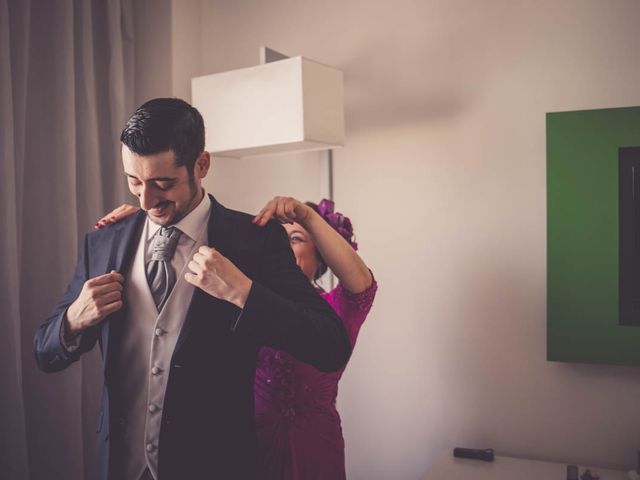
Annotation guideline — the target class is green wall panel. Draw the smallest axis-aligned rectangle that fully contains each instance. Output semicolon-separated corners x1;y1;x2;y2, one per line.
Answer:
547;106;640;365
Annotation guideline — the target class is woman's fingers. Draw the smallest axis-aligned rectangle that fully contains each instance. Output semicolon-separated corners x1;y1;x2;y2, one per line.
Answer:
254;198;282;225
253;196;301;226
275;197;297;224
114;204;139;220
275;200;288;223
284;200;297;220
253;204;275;225
95;203;139;229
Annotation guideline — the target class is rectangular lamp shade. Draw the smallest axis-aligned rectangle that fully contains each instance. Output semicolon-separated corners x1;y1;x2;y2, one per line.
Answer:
191;56;344;157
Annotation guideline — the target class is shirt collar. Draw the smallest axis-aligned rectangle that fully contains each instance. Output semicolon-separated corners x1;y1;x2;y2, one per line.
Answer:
147;190;211;242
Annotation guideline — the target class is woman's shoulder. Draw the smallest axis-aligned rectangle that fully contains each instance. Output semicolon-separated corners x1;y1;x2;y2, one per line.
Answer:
325;272;378;313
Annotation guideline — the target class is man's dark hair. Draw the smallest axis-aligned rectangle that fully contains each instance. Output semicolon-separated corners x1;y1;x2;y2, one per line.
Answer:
120;98;205;174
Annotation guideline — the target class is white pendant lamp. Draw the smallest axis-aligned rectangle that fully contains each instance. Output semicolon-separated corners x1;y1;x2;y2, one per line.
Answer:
191;48;344;158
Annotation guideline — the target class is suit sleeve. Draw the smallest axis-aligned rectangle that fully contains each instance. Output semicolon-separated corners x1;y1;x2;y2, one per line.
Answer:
33;234;100;373
232;222;352;372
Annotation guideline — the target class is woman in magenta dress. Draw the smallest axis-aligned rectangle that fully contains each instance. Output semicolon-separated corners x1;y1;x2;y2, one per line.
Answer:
96;196;376;479
251;196;376;480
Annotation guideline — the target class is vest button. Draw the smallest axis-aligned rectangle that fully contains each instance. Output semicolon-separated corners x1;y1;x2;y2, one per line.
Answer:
146;443;155;452
154;328;165;336
148;404;158;413
151;366;162;375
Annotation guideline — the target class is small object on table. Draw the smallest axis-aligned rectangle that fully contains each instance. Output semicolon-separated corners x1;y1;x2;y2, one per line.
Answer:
567;465;579;480
581;469;600;480
453;447;495;462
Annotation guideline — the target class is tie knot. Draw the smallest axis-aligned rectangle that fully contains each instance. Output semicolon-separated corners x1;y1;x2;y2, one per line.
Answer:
151;226;181;261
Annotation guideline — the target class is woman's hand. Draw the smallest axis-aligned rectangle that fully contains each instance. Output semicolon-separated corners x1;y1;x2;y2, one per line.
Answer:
253;196;312;227
253;195;372;294
95;203;140;229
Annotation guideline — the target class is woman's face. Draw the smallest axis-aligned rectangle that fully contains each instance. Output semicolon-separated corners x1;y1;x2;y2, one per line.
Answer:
283;222;320;281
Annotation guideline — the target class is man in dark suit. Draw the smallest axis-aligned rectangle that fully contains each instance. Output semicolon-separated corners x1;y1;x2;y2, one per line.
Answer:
33;98;351;480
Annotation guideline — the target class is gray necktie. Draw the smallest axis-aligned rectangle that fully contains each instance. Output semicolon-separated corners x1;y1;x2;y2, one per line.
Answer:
147;226;182;311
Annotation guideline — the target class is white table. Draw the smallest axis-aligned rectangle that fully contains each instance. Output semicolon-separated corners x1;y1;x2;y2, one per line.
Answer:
421;452;629;480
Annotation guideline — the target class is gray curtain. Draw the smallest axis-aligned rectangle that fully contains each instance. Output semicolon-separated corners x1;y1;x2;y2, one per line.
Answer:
0;0;134;478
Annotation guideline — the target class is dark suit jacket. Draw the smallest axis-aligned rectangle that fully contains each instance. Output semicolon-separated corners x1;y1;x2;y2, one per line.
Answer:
33;196;351;480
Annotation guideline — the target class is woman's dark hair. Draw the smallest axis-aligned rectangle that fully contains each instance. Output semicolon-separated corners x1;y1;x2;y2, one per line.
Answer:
305;201;329;281
120;98;205;175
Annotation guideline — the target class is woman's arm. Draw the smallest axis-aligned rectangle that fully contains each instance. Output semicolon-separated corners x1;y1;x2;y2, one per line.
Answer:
253;196;372;293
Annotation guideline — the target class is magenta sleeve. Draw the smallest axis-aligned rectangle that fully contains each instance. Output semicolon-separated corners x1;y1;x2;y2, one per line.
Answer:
322;272;377;347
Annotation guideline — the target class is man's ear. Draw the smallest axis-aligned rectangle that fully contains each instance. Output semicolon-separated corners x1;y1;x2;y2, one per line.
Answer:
195;151;210;179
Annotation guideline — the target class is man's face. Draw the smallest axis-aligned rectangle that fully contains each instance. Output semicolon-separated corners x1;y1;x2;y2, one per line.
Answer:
122;145;209;226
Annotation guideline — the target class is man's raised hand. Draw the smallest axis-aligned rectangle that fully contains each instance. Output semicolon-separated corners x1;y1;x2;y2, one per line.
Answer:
66;271;124;334
185;246;252;309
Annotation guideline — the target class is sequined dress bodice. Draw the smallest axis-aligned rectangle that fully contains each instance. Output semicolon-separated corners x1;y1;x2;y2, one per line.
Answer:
254;279;377;480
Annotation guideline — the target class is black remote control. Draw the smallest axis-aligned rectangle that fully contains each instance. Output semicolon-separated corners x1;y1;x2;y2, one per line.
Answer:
453;447;495;462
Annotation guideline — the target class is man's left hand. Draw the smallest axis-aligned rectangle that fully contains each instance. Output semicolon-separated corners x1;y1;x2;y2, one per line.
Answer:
185;246;252;308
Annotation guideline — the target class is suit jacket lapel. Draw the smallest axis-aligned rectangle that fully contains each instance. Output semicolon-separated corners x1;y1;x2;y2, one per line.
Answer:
101;210;146;366
173;195;233;354
109;210;146;273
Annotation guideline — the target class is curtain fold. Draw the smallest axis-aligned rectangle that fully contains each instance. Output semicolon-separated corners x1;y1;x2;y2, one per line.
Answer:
0;0;30;478
1;1;134;478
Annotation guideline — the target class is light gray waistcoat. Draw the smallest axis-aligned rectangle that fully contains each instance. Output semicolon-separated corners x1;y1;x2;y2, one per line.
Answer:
108;220;200;480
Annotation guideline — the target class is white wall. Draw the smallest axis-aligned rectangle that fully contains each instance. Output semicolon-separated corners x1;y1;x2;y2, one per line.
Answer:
203;151;325;214
170;0;202;101
133;0;172;105
183;0;640;477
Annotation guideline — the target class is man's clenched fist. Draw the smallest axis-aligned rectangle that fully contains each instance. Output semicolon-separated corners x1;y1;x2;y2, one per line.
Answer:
66;271;124;334
185;246;252;308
